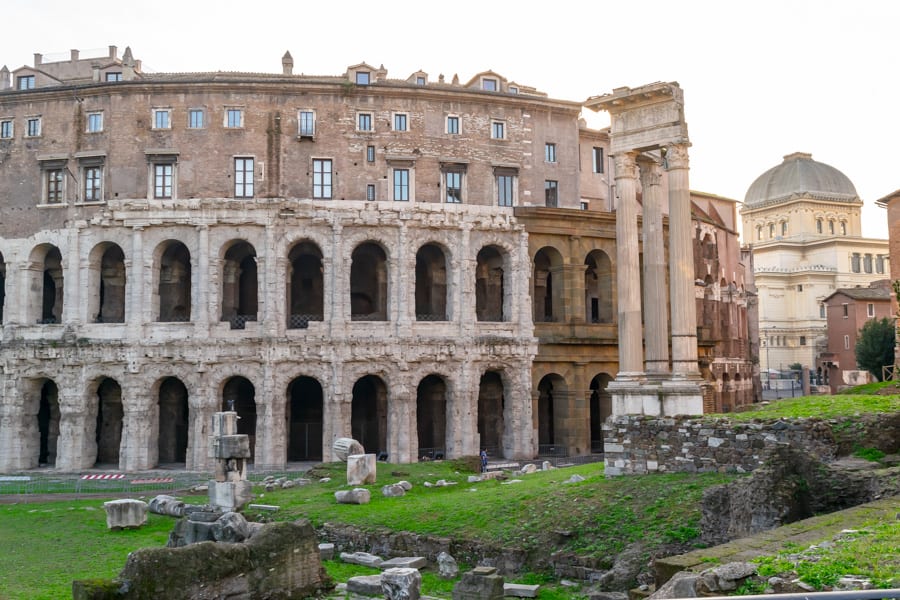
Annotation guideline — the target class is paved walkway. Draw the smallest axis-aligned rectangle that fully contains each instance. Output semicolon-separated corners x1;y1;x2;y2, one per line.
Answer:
655;495;900;584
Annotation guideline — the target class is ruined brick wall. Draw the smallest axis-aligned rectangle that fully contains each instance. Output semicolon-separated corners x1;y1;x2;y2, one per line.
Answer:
603;412;900;476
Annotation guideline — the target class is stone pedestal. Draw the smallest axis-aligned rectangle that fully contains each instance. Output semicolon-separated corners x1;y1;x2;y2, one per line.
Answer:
347;453;377;485
103;499;148;529
452;566;504;600
207;411;253;512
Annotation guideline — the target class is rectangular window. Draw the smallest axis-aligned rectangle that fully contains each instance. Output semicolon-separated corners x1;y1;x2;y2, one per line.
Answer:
366;184;375;201
299;110;315;137
356;72;370;85
358;112;373;132
842;303;849;318
226;108;243;128
105;72;122;82
153;109;170;130
87;112;103;133
366;145;375;162
508;86;518;94
312;159;333;199
26;117;41;137
844;334;850;350
393;169;409;201
393;113;408;131
497;174;515;207
798;284;803;292
863;253;873;273
592;147;604;173
482;78;497;91
545;180;558;207
781;221;788;235
545;143;557;163
867;303;875;318
491;120;505;139
851;253;861;273
188;109;204;129
447;115;460;135
83;166;102;201
820;303;826;318
799;336;806;346
445;171;462;204
17;75;35;90
876;255;885;274
45;169;63;204
416;76;426;86
769;223;775;238
0;120;12;139
153;164;173;199
234;157;254;198
580;201;589;210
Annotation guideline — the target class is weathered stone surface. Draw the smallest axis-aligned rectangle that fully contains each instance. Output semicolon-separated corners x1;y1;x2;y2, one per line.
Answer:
648;571;700;599
382;567;422;600
347;574;383;595
504;583;540;598
76;520;327;599
397;480;413;491
333;437;366;461
564;474;586;484
697;562;757;593
103;499;148;529
380;556;427;570
211;435;251;459
335;488;371;505
382;483;407;497
341;551;384;568
148;495;185;517
452;566;504;600
348;454;377;485
208;479;253;512
521;463;538;474
318;542;335;560
437;551;459;579
210;511;251;544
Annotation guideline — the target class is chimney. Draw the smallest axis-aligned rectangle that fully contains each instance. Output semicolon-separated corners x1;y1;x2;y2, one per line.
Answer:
70;49;80;62
34;53;43;67
109;45;118;59
282;51;293;75
0;66;10;91
122;46;135;80
92;62;101;82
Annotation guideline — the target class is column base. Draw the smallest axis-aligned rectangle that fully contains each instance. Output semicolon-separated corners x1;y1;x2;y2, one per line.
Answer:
608;376;662;416
660;378;704;416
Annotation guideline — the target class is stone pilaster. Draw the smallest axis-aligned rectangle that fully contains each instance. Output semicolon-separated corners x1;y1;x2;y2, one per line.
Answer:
639;159;670;376
120;382;154;471
387;380;413;463
128;227;144;335
195;224;210;332
187;384;215;471
56;387;93;471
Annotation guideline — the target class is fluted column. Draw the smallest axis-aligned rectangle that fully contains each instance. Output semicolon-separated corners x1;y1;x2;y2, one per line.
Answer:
613;152;643;378
665;143;701;378
639;160;670;376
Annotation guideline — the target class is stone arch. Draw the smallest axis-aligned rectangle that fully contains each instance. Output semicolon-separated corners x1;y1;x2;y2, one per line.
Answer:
533;246;564;323
222;376;256;462
286;376;324;461
287;240;324;328
88;242;126;323
351;375;388;455
536;373;566;450
157;377;190;465
584;249;613;324
94;377;124;466
36;379;60;467
415;243;448;321
157;240;191;322
28;244;64;324
475;245;507;322
221;240;258;329
589;373;613;452
477;370;505;455
416;374;447;459
351;242;389;321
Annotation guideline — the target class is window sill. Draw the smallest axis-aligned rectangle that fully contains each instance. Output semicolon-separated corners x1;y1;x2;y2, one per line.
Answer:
36;202;67;208
74;200;106;206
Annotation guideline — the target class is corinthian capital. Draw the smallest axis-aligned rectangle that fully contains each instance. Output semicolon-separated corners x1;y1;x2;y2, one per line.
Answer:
664;143;690;170
613;152;639;180
639;160;662;188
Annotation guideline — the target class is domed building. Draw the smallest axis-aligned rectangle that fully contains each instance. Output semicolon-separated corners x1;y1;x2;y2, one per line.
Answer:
741;153;890;384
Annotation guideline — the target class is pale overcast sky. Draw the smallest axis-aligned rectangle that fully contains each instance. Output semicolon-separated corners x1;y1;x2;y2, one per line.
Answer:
2;0;896;239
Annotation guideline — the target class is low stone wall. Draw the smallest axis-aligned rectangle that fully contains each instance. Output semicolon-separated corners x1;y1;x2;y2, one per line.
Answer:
602;412;900;476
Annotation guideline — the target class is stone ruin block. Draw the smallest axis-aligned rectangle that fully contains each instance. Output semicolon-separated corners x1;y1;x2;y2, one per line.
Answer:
333;437;365;462
103;499;148;530
213;457;248;483
212;435;251;459
382;567;422;600
211;411;239;437
347;453;377;485
208;479;253;512
335;488;371;505
452;566;505;600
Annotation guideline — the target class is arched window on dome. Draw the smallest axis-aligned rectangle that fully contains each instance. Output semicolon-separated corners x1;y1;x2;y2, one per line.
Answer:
757;225;763;241
828;220;835;234
781;222;787;236
840;222;847;235
816;219;823;234
768;223;774;238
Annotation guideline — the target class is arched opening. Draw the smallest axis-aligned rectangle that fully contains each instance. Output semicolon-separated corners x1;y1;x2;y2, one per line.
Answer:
589;373;612;453
477;371;504;456
287;241;324;329
533;247;564;323
416;374;447;459
350;242;388;321
222;377;256;462
158;377;189;465
158;241;191;322
40;246;64;324
537;374;567;452
221;241;258;329
584;250;613;324
94;243;126;323
95;378;123;466
286;376;324;461
37;380;60;467
415;244;448;321
702;233;717;260
351;375;388;455
476;246;505;322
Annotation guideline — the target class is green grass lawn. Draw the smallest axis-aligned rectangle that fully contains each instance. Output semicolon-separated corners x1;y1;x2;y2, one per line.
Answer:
712;391;900;421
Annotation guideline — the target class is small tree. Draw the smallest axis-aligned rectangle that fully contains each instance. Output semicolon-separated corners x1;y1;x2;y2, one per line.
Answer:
854;317;896;381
